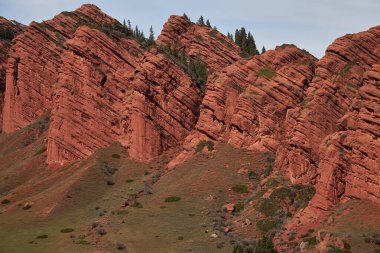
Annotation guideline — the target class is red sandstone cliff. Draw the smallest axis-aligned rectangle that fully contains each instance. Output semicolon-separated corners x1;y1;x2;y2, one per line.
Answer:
275;26;380;210
2;4;121;133
157;15;241;72
0;17;24;128
2;5;240;165
1;4;379;225
168;45;317;168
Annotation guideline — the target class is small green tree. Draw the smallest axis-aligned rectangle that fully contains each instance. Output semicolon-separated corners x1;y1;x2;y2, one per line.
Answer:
147;26;155;47
197;16;205;25
206;19;211;28
261;46;266;54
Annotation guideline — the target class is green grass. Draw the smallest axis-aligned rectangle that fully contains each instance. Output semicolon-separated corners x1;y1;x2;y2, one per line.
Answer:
305;236;318;246
195;140;214;152
256;219;278;232
195;35;203;42
232;203;244;215
131;202;143;208
115;210;129;215
232;184;248;193
36;234;48;239
164;196;181;203
248;170;260;180
230;83;244;94
258;67;276;79
34;147;47;156
60;228;74;233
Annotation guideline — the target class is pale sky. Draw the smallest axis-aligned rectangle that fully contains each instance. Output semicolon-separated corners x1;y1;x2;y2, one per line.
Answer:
0;0;379;58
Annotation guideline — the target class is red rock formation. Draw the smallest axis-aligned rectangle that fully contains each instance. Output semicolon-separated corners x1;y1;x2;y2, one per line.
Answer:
276;26;380;208
183;45;316;151
125;49;202;161
3;7;238;165
0;17;24;127
157;15;241;71
47;26;142;165
47;25;201;164
2;4;122;133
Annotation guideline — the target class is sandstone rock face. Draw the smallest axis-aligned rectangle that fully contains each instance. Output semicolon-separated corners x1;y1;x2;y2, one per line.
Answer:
2;4;380;220
0;17;24;128
183;45;317;152
276;26;380;210
2;4;121;133
125;49;202;161
46;26;142;165
3;7;234;165
157;15;241;71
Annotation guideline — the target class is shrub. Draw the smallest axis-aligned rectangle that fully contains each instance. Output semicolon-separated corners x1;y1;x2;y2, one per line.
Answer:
263;165;273;177
106;179;115;186
112;154;121;159
165;196;181;202
248;170;260;180
258;67;276;79
34;147;47;156
1;199;10;204
195;140;215;152
266;178;279;188
255;235;278;253
306;236;317;246
97;228;107;236
101;162;118;175
116;242;126;250
0;27;15;40
343;241;351;250
256;198;278;217
232;184;249;193
178;236;184;240
36;234;48;239
116;210;129;215
126;179;134;183
232;203;244;215
60;228;74;233
131;202;143;208
76;239;90;245
256;219;277;232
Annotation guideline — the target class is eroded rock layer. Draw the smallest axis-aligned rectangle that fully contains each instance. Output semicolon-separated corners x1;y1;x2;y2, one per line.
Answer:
157;15;241;71
275;26;380;209
2;4;121;133
184;45;317;152
0;17;24;127
47;26;142;165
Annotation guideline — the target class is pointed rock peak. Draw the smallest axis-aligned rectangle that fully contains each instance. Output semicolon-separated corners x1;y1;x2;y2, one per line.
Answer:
76;3;102;13
157;15;192;45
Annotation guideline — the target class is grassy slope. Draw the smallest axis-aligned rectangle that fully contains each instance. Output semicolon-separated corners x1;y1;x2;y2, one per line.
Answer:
1;120;380;253
0;120;268;252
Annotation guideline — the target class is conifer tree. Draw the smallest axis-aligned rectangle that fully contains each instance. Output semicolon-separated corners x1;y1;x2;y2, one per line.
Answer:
261;46;266;54
183;13;190;22
206;19;211;28
123;19;127;32
197;16;205;25
148;26;155;47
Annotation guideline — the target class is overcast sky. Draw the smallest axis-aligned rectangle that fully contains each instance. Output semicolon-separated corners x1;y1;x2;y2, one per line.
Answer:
0;0;379;58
